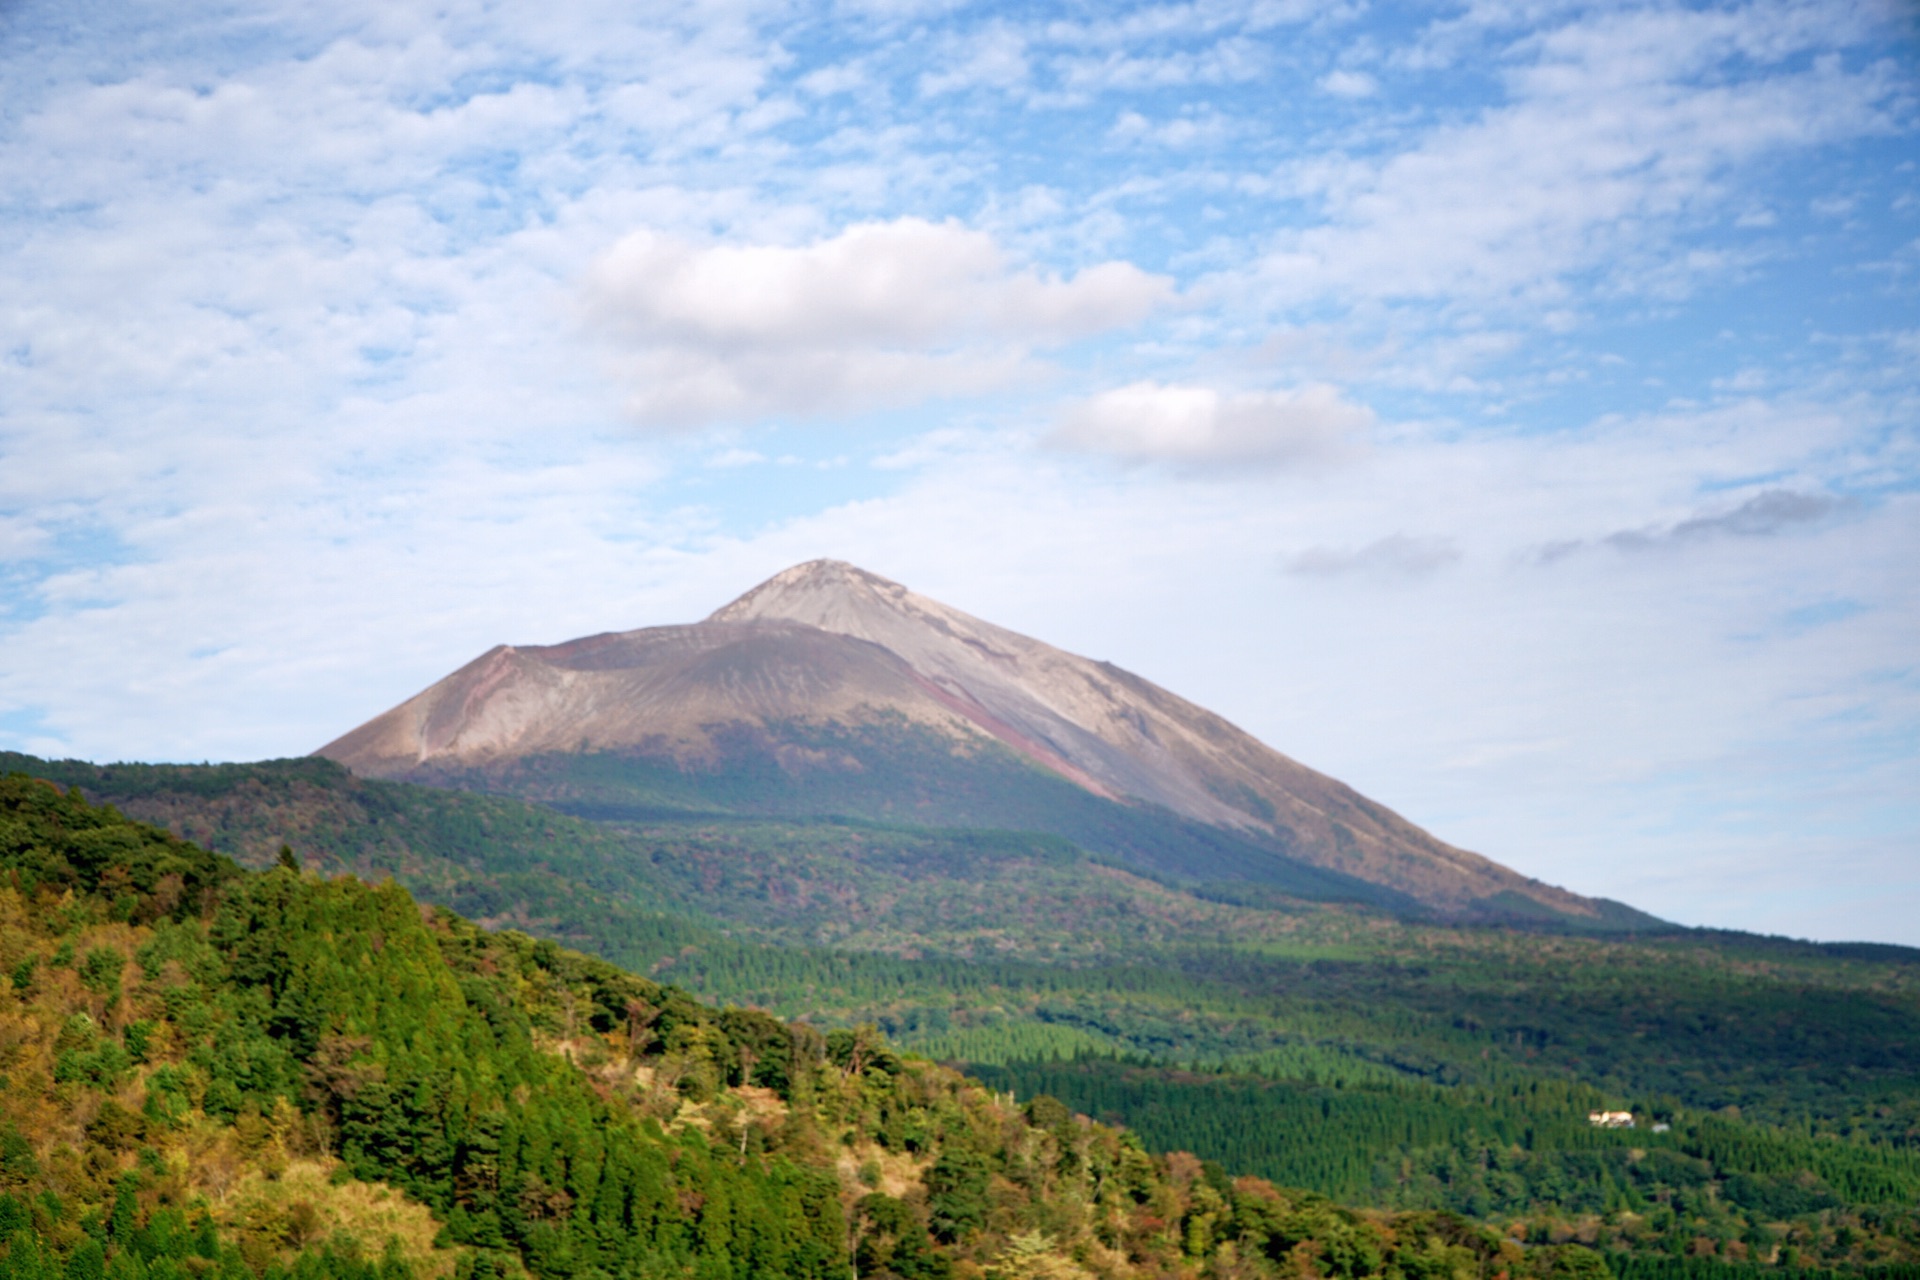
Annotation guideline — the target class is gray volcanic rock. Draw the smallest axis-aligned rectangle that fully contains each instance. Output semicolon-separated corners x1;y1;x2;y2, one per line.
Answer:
318;618;980;770
318;559;1606;918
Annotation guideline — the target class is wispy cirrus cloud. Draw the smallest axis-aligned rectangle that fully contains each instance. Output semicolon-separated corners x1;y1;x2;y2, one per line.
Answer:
1249;3;1905;320
918;24;1030;96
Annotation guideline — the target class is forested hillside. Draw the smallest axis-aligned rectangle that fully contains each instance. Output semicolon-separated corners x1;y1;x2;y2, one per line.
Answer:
0;770;1701;1280
6;757;1918;1280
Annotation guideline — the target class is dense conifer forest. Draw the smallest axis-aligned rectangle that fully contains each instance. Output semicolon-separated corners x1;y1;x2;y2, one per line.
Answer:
4;756;1916;1280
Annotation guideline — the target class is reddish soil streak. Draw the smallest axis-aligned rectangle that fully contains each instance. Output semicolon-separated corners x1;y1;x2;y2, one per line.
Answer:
907;672;1120;801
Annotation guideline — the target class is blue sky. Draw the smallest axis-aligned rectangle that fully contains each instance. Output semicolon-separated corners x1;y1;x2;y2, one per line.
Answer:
1;0;1915;943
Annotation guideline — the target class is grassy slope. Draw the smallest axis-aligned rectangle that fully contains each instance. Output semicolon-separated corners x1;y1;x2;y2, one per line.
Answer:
6;756;1919;1275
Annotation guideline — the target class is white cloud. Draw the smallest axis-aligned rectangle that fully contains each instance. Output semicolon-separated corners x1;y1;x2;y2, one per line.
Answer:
1317;68;1377;98
919;25;1030;97
1038;0;1318;49
582;218;1174;427
798;61;870;97
1108;108;1234;148
1051;380;1371;466
1053;37;1267;94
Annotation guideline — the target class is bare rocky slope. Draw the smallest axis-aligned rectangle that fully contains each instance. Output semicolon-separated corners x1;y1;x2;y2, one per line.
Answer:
319;559;1618;919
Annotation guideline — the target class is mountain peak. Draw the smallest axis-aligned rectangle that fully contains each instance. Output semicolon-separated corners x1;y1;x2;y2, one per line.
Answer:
708;559;911;626
707;561;1033;670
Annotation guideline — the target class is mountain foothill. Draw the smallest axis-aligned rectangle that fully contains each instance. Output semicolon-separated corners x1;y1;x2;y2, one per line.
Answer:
3;561;1915;1280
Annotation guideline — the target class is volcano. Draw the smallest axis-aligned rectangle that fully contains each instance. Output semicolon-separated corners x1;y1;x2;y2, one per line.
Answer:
318;560;1640;923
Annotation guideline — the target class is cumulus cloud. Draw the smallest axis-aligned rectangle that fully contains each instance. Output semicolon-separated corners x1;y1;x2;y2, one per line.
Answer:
1285;534;1461;577
1050;381;1371;467
583;219;1173;427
